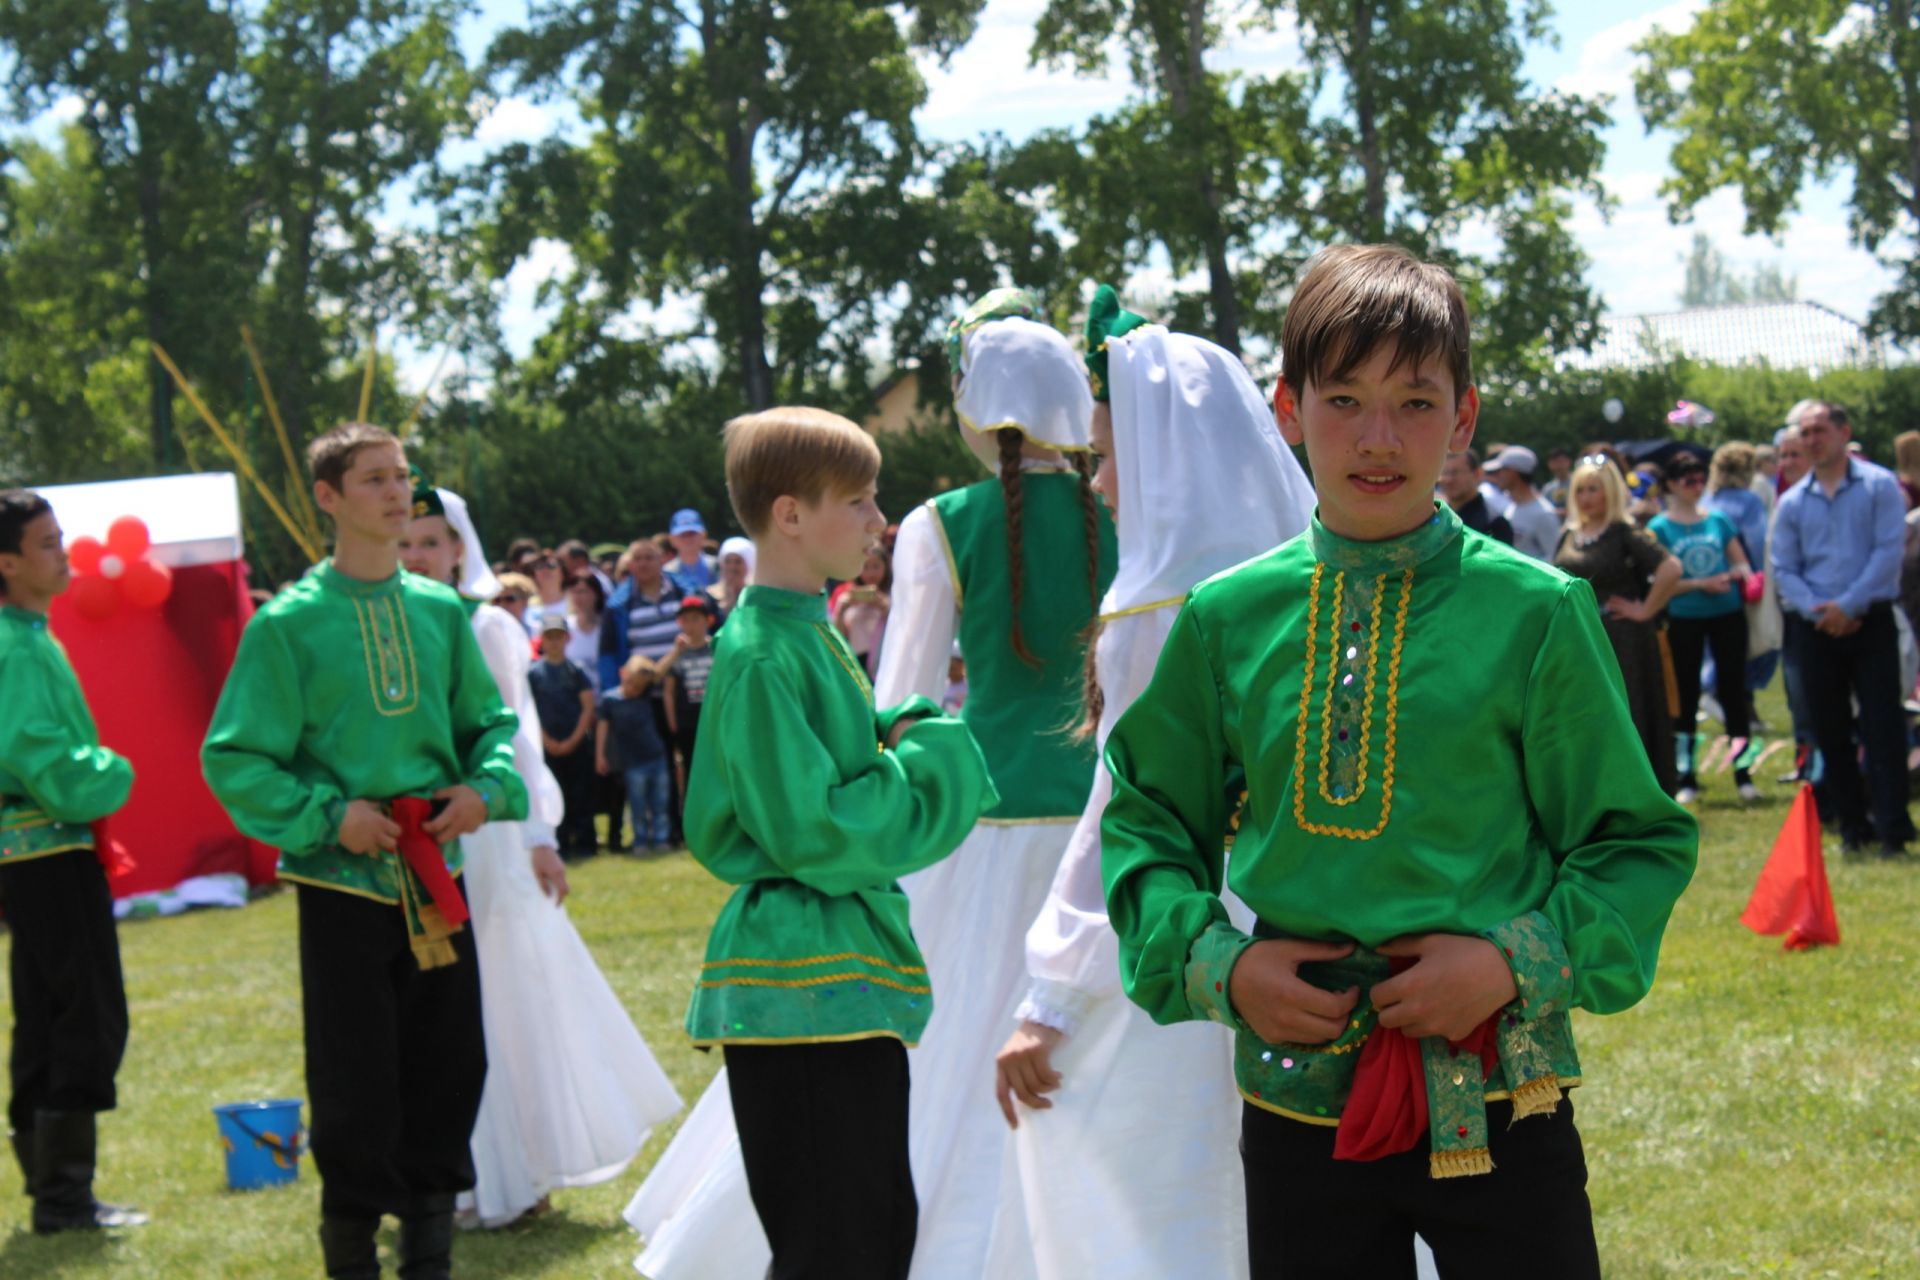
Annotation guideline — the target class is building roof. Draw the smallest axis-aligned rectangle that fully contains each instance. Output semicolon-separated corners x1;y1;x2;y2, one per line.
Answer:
1558;301;1909;375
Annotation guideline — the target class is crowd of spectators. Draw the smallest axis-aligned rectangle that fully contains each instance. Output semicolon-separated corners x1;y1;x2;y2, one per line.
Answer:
1447;401;1914;860
488;509;926;857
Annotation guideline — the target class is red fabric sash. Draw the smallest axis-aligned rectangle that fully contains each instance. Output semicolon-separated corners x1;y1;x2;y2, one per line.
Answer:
389;796;469;929
1332;964;1500;1163
89;817;135;880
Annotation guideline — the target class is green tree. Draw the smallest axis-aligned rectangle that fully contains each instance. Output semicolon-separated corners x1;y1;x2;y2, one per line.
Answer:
1283;0;1611;378
0;0;253;469
0;127;151;484
1635;0;1920;336
244;0;480;443
1022;0;1610;377
484;0;985;414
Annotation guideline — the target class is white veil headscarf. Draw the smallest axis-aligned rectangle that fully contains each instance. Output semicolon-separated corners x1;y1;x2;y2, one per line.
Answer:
718;535;756;582
437;487;503;601
1103;327;1316;612
432;485;562;832
954;316;1095;452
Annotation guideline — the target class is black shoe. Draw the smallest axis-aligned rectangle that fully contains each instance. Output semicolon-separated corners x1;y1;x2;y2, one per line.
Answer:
319;1213;382;1279
398;1193;456;1280
29;1109;147;1234
1841;832;1873;862
1878;842;1908;861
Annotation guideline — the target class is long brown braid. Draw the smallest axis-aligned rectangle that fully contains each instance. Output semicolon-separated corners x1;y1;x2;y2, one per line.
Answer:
998;427;1042;666
1069;450;1106;739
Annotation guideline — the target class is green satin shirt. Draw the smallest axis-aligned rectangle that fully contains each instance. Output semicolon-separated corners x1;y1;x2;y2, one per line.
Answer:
1101;503;1697;1128
683;584;998;1047
201;560;527;901
0;605;133;866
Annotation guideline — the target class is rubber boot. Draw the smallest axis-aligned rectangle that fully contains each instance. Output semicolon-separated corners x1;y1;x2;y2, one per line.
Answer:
29;1109;147;1233
397;1193;456;1280
319;1212;383;1279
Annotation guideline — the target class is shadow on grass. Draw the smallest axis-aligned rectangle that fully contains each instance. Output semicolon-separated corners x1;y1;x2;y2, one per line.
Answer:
0;1221;117;1275
428;1210;624;1278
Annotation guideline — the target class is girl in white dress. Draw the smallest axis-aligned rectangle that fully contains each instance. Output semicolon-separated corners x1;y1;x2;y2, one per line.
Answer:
400;484;682;1229
985;307;1316;1279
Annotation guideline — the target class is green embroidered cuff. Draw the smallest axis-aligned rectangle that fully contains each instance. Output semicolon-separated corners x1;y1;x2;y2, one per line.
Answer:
876;695;944;744
1483;910;1573;1021
472;776;508;822
319;796;349;851
1184;920;1257;1031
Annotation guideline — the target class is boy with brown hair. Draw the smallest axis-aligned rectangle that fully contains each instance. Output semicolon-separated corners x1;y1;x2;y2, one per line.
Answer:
683;406;996;1279
203;422;527;1280
1100;245;1698;1277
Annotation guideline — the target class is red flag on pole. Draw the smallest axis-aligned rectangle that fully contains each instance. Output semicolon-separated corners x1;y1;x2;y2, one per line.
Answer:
1740;783;1840;950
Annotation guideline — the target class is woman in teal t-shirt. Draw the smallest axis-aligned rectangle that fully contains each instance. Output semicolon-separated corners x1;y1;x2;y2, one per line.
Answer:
1649;453;1756;804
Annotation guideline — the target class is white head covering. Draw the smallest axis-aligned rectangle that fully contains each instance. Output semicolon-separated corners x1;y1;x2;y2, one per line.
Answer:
954;316;1094;452
436;488;502;600
1104;328;1316;612
718;535;756;581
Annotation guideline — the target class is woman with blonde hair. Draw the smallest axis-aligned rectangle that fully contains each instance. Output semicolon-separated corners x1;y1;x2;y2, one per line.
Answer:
1894;430;1920;508
1555;457;1684;792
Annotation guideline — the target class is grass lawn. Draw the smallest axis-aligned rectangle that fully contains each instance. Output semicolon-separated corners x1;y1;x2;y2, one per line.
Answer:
4;687;1918;1276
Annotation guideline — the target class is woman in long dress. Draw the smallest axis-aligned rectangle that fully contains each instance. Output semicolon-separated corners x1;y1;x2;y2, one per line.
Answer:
985;309;1316;1279
399;482;682;1229
624;290;1111;1279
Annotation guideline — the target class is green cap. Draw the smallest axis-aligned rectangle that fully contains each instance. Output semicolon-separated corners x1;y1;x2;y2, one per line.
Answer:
409;465;445;519
946;287;1039;375
1083;284;1150;402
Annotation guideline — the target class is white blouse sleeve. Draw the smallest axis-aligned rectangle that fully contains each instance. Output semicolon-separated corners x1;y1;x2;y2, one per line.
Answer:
473;606;564;846
1014;610;1180;1035
871;503;958;708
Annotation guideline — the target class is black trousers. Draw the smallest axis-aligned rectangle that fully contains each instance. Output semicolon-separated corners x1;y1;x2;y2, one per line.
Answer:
726;1039;916;1280
545;749;598;854
1240;1100;1600;1280
1668;608;1753;777
297;885;485;1218
1;851;127;1134
1790;607;1914;845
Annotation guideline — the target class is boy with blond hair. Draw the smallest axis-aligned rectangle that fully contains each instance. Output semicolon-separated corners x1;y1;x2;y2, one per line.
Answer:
683;406;996;1279
1100;246;1697;1277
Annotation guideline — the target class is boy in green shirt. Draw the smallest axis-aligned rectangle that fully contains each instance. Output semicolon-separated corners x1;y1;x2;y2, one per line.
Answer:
203;423;527;1280
685;406;996;1279
0;490;145;1234
1100;246;1697;1277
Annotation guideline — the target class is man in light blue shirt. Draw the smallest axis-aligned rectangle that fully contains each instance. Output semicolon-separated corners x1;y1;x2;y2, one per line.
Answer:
1771;401;1912;857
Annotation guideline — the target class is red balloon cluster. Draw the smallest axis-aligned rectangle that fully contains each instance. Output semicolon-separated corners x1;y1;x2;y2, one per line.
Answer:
67;516;173;621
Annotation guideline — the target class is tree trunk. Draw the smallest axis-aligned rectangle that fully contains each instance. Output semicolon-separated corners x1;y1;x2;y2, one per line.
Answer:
1351;0;1386;239
1889;0;1920;225
1147;0;1242;354
706;0;773;411
133;119;175;470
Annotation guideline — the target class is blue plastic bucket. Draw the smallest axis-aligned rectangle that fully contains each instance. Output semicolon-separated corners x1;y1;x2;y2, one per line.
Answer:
213;1099;306;1191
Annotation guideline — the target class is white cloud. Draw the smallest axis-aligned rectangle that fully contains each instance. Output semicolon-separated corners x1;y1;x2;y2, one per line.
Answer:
1555;0;1705;102
474;95;567;147
915;0;1134;142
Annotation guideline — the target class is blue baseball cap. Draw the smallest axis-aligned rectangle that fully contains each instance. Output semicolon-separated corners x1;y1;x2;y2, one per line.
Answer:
669;508;705;536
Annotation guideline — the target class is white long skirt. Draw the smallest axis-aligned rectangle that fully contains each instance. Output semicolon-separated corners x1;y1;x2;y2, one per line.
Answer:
625;820;1071;1278
461;821;683;1228
901;820;1074;1280
984;991;1247;1280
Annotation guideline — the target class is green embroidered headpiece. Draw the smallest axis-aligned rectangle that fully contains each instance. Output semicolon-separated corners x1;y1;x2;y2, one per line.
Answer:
410;466;445;520
945;287;1039;375
1083;283;1150;402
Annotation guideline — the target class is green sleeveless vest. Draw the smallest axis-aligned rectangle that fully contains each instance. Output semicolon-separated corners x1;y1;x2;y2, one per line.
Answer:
928;471;1117;820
